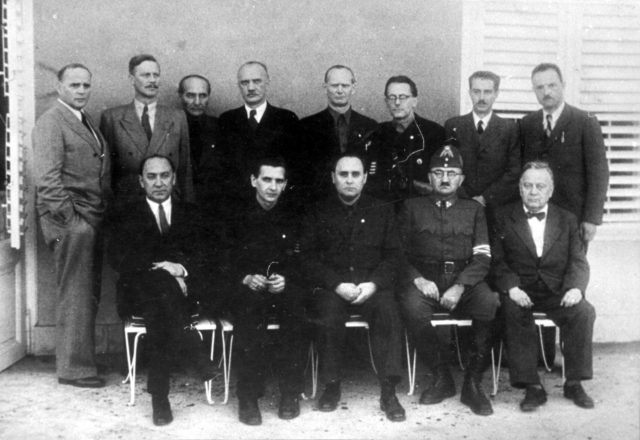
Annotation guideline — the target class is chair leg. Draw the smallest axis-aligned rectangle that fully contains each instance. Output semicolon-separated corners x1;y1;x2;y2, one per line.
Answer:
204;329;215;405
302;341;318;400
220;329;233;405
364;328;378;375
537;324;553;372
127;332;144;406
490;341;503;397
405;331;416;396
452;326;465;371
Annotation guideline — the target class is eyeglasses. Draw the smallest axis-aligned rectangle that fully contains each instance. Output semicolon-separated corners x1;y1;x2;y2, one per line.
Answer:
385;94;412;103
431;170;462;178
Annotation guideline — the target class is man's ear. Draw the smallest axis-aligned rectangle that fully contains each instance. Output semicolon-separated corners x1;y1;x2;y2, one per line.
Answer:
138;175;144;189
250;174;257;188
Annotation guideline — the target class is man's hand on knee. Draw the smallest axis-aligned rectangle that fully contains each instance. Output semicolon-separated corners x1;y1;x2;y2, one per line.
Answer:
414;277;439;300
508;287;533;308
335;283;360;302
352;282;377;305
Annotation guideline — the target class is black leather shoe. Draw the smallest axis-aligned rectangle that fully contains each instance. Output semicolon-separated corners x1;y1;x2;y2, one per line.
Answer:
419;369;456;404
563;383;594;409
460;375;493;416
151;395;173;426
380;394;406;422
238;398;262;426
520;386;547;412
318;381;341;412
278;394;300;420
58;376;105;388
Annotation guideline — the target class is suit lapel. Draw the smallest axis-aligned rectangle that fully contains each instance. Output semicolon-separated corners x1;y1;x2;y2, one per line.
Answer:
57;103;103;155
120;103;149;155
541;205;561;259
509;205;539;259
548;105;571;146
149;105;173;154
480;114;503;153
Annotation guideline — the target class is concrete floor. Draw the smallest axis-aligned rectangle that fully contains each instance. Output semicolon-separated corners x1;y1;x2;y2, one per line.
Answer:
0;343;638;440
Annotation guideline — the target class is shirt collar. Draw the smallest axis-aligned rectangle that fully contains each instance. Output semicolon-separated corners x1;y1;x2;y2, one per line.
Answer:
245;101;268;121
328;106;352;124
393;113;415;132
57;99;83;121
134;99;157;113
472;111;492;128
431;194;458;209
146;196;172;213
543;101;565;127
523;203;548;217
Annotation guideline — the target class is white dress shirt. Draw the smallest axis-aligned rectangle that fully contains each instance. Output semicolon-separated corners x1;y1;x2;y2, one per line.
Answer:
146;196;172;233
134;99;157;131
525;204;549;257
244;101;267;123
542;101;565;132
472;111;493;132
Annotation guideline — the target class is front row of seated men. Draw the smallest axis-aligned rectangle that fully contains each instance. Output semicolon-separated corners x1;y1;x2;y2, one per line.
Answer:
111;146;595;426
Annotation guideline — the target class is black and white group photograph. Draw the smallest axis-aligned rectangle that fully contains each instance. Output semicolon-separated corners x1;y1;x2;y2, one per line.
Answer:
0;0;638;439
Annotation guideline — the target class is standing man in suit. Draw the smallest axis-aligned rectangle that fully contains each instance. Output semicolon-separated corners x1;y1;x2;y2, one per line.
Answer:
109;155;217;426
366;75;446;205
397;144;498;416
101;54;193;205
178;74;222;206
34;63;110;388
445;71;520;212
218;61;299;201
492;161;595;411
299;65;377;201
520;63;609;245
227;157;308;425
300;153;406;422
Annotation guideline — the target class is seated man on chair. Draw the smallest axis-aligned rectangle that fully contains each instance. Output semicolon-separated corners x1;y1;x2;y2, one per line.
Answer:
226;156;309;425
300;152;406;422
492;161;595;411
397;142;498;416
109;155;218;426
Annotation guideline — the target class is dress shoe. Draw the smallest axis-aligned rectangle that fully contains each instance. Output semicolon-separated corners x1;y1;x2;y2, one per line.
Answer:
563;383;595;409
278;393;300;420
520;386;547;412
58;376;105;388
419;368;456;404
380;394;406;421
460;374;493;416
151;395;173;426
238;398;262;426
318;381;341;412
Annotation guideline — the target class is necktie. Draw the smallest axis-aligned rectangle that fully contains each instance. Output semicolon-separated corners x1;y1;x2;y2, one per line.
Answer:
158;203;169;234
81;112;100;149
248;109;258;130
526;211;546;221
545;114;553;138
337;114;348;152
477;120;484;134
141;105;152;141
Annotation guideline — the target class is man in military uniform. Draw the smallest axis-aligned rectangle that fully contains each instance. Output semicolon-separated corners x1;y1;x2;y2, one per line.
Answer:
299;65;377;201
300;153;406;422
366;75;446;205
227;156;308;425
397;143;499;416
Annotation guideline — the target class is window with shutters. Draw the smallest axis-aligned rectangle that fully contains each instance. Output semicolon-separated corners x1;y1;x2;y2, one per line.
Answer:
461;0;640;223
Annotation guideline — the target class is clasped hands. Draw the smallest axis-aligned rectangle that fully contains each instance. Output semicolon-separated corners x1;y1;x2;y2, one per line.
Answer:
335;282;377;305
151;261;188;296
243;273;286;294
414;277;464;311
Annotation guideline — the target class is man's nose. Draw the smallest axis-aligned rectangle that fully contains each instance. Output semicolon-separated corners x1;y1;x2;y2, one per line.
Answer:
194;96;201;105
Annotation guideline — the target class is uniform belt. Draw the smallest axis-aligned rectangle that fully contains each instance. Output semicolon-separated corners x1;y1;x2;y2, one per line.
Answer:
419;260;468;275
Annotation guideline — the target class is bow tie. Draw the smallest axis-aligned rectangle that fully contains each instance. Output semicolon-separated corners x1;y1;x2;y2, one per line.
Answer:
526;211;545;220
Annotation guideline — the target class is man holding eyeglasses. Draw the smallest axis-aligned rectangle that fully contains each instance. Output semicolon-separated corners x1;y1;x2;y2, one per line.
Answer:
227;156;308;425
397;142;499;416
366;75;446;206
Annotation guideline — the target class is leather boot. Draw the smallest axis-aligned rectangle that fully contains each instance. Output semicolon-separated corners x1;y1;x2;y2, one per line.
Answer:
318;380;341;412
419;365;456;404
460;320;493;415
380;378;406;422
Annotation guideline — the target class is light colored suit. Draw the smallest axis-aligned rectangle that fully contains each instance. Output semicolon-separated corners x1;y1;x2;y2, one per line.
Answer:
100;102;193;203
34;100;110;380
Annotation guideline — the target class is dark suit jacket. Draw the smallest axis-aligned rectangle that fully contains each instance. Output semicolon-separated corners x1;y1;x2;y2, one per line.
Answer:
34;101;110;228
185;112;224;203
109;198;220;314
218;103;299;196
299;107;377;200
445;112;520;207
100;102;194;203
300;194;401;291
520;104;609;224
491;202;589;296
366;114;446;201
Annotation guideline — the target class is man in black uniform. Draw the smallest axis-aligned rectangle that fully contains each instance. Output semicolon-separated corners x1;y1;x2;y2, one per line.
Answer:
300;153;406;422
299;65;377;201
227;157;308;425
178;74;222;206
366;75;446;205
397;144;499;416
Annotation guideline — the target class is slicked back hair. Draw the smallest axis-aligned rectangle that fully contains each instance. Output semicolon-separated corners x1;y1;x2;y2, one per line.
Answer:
468;70;500;91
384;75;418;97
521;160;554;184
129;54;158;75
324;65;356;84
178;74;211;95
531;63;563;83
57;63;91;81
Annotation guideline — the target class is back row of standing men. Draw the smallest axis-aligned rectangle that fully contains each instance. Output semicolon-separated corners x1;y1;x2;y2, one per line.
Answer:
33;56;608;427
